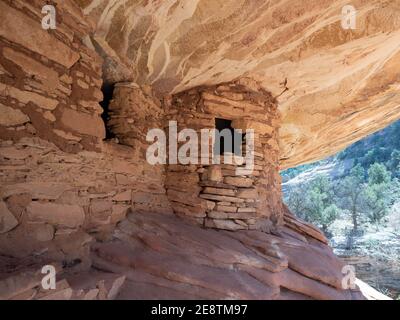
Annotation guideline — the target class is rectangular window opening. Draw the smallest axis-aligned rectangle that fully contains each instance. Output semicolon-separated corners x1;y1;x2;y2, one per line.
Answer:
214;118;245;157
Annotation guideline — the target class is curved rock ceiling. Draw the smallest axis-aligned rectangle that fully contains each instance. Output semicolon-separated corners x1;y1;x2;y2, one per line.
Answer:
76;0;400;168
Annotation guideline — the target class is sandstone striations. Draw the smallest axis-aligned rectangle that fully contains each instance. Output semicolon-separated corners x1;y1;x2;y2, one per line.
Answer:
90;210;386;300
76;0;400;167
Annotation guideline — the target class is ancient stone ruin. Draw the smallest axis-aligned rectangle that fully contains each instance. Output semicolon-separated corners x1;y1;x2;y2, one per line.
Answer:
1;0;398;300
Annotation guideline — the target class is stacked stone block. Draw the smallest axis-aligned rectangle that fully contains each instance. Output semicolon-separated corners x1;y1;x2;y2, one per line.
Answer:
165;79;283;230
0;1;171;267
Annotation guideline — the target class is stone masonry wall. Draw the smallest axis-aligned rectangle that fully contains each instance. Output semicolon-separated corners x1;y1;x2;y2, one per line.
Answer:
0;0;283;265
106;82;171;214
0;0;104;152
165;79;283;231
0;1;170;268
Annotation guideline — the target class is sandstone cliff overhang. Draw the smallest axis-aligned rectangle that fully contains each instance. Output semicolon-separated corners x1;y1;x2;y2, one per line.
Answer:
77;0;400;168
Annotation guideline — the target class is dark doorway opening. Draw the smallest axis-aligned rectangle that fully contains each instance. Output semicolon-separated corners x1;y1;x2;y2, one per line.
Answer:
214;118;244;156
100;83;116;140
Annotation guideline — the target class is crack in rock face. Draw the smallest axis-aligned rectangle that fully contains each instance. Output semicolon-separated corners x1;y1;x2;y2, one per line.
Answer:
77;0;400;168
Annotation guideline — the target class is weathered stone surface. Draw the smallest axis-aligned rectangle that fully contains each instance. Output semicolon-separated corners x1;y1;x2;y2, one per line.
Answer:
207;211;231;219
78;101;103;114
0;258;128;301
88;212;385;300
203;100;244;119
26;202;85;228
89;199;113;226
91;199;112;214
205;200;216;211
199;181;236;190
208;211;256;220
166;172;200;189
1;183;71;200
238;207;256;213
3;47;60;92
172;202;206;218
0;201;18;234
208;166;223;182
0;62;10;76
60;108;106;138
0;104;30;126
236;188;258;199
168;189;204;207
28;223;55;242
200;194;244;203
0;83;58;110
224;177;253;188
202;187;235;197
53;129;82;142
77;79;89;89
205;218;246;231
112;191;132;202
282;205;329;245
232;119;273;136
0;147;30;160
110;205;130;224
36;280;73;300
90;36;134;85
43;111;56;122
0;263;51;300
215;205;237;213
0;2;79;68
164;81;280;228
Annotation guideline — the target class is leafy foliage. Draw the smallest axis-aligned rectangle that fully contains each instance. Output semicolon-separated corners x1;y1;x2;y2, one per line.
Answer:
285;175;339;233
284;163;397;235
336;164;365;232
283;119;400;235
283;121;400;298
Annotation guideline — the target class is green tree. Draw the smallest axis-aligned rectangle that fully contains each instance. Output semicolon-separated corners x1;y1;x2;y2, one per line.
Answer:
363;183;390;225
303;175;338;233
319;204;340;233
387;149;400;177
368;163;391;185
363;163;392;226
284;175;339;234
337;164;365;232
306;188;327;223
285;185;307;219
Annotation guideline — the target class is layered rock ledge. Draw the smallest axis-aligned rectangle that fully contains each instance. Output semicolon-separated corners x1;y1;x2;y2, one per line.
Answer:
0;208;389;300
89;210;387;300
